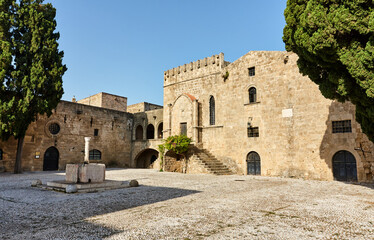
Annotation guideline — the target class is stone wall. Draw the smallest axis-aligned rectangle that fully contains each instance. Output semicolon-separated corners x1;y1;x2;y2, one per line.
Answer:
127;102;163;114
78;92;127;112
0;101;134;172
164;51;374;182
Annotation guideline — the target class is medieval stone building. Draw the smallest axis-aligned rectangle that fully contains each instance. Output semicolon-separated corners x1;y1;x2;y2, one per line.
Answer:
0;51;373;183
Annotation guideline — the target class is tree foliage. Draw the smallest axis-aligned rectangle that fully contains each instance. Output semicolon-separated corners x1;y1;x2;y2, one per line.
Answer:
283;0;374;141
159;135;191;156
0;0;66;172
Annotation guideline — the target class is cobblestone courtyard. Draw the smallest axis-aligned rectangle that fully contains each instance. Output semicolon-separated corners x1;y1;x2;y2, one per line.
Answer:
0;169;373;239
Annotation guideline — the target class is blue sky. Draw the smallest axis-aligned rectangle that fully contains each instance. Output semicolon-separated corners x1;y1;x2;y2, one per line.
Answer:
48;0;287;105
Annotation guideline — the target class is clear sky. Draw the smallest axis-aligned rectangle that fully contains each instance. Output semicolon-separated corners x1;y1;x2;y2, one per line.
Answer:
47;0;287;106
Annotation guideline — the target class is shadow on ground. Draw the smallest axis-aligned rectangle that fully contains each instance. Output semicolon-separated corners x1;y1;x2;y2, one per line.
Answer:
0;171;200;239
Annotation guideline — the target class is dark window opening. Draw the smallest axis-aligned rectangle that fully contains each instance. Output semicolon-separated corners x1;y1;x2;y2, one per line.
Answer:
248;127;259;137
94;129;99;136
248;67;255;76
158;122;163;139
332;120;352;133
249;87;257;103
89;149;101;160
0;149;3;160
180;123;187;136
136;125;143;140
147;124;155;139
209;96;215;125
49;123;60;135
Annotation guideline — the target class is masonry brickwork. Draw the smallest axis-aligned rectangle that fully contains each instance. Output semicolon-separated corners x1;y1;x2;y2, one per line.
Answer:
163;51;374;182
0;51;373;183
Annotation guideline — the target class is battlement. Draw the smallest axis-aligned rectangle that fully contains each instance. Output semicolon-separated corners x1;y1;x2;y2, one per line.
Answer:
164;53;230;84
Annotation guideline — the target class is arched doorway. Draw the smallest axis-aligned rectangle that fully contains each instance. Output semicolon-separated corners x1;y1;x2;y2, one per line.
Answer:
332;150;357;181
135;149;159;168
247;151;261;175
43;147;59;171
147;124;155;139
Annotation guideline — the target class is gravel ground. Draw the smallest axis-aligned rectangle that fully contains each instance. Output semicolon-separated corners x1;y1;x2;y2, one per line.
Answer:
0;168;373;240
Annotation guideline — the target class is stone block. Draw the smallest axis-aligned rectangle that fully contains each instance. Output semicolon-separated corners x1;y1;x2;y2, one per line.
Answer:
66;164;80;183
79;163;106;183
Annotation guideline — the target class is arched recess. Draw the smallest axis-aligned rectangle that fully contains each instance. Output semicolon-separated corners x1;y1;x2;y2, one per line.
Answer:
170;93;196;138
332;150;357;181
157;122;163;139
147;124;155;139
43;146;59;171
247;151;261;175
135;125;143;140
135;148;159;168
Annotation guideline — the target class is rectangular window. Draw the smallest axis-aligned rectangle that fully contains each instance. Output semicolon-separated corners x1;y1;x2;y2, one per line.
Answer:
248;67;255;76
180;123;187;136
94;129;99;136
332;120;352;133
248;127;259;137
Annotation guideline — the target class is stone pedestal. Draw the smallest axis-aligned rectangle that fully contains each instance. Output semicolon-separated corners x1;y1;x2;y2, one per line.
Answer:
66;163;105;183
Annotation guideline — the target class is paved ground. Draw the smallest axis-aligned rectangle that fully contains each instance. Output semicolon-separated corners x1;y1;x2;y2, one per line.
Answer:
0;169;373;240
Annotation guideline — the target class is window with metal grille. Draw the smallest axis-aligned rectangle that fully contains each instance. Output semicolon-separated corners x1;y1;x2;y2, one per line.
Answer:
332;120;352;133
0;149;2;160
209;96;215;125
249;87;257;103
94;129;99;136
248;127;259;137
89;149;101;160
180;123;187;136
49;123;60;135
248;67;255;76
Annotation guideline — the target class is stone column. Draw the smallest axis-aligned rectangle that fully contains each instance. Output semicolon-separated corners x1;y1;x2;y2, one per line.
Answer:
84;137;91;164
192;100;199;143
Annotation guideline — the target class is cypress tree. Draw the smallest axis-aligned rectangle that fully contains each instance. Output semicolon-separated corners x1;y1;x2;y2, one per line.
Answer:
0;0;66;173
283;0;374;142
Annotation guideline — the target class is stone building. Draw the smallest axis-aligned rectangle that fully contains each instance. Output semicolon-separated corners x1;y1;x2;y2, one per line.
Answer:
0;51;373;183
163;51;374;182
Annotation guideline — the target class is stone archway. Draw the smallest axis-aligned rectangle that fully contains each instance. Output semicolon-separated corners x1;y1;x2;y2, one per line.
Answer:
43;146;59;171
332;150;357;181
135;149;159;168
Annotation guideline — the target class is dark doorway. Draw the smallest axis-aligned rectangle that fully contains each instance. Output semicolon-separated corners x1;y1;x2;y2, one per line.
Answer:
136;149;159;168
247;151;261;175
43;147;59;171
147;124;155;139
332;150;357;181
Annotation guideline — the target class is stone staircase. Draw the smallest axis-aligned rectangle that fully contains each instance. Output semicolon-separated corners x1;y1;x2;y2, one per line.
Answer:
192;147;233;175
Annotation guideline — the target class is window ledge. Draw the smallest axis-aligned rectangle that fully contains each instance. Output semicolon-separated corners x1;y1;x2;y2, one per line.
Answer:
244;101;260;106
197;125;224;129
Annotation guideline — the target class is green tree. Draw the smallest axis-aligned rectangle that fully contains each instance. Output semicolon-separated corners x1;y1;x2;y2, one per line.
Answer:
283;0;374;141
0;0;66;173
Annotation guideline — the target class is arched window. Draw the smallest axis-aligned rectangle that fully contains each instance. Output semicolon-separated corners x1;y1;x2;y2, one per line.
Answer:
135;125;143;140
147;124;155;139
249;87;257;103
209;96;215;125
89;149;102;160
157;122;163;139
247;151;261;175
